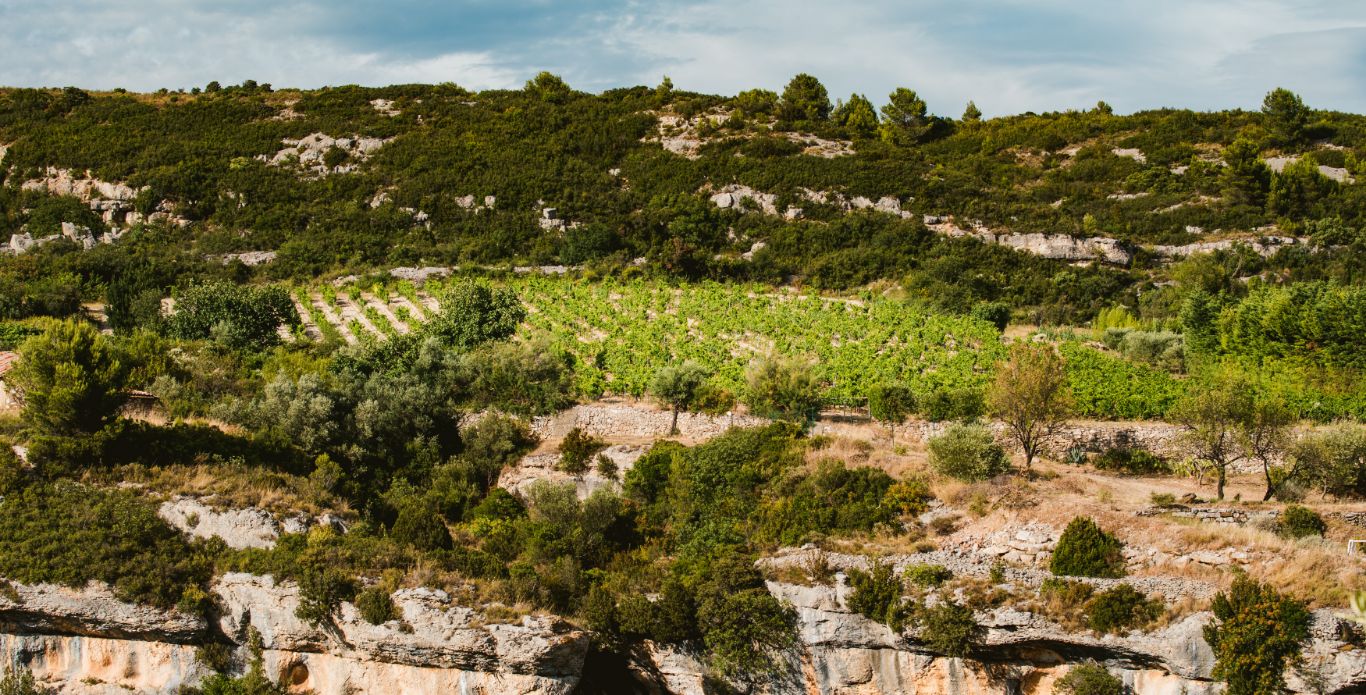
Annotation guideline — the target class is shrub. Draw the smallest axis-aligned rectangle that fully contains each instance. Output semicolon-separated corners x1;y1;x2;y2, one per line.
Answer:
1205;575;1311;695
970;302;1010;331
1051;517;1125;578
1149;492;1177;507
846;562;911;630
1093;447;1169;476
558;427;607;474
0;443;22;496
295;564;357;628
1085;584;1162;634
920;386;985;422
918;600;979;657
1040;578;1095;609
0;668;54;695
1053;663;1124;695
595;453;618;479
904;564;953;588
355;587;399;625
1276;505;1326;539
928;423;1009;481
883;478;934;517
743;353;822;424
390;503;453;551
0;483;213;609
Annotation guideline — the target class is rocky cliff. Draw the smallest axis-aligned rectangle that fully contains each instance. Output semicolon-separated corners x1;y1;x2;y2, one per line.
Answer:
4;556;1364;694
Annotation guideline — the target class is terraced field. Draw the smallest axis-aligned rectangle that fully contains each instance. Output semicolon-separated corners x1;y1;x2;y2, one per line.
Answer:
290;276;1005;401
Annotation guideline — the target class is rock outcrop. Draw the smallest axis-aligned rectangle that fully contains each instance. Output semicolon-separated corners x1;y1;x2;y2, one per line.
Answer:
260;133;389;177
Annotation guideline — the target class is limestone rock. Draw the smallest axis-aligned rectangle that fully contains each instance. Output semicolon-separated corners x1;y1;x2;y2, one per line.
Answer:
0;581;204;643
158;497;281;550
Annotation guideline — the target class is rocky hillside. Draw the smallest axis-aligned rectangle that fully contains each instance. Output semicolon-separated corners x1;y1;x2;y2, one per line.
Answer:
3;401;1364;694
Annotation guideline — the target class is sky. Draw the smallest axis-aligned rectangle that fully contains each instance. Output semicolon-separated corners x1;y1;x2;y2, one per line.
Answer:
2;1;1366;116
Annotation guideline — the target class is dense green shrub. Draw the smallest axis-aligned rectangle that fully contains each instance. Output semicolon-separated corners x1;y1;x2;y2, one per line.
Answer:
918;600;979;657
970;302;1010;331
1204;575;1311;695
754;460;896;545
928;423;1009;481
0;483;214;609
1092;447;1168;476
355;586;399;625
1051;517;1125;578
1085;584;1162;633
1289;424;1366;498
558;427;607;474
846;562;912;630
904;563;953;588
1053;663;1124;695
390;503;454;551
919;386;986;422
1276;505;1326;539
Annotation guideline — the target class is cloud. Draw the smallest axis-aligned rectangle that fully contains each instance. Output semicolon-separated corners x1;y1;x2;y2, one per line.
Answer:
1;0;1364;114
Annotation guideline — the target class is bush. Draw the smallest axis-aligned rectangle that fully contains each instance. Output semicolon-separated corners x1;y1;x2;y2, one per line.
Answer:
904;563;953;588
0;483;214;609
11;319;128;436
883;478;934;517
918;600;979;657
558;427;607;474
928;423;1009;481
0;668;54;695
1204;575;1311;695
1093;447;1168;476
1276;505;1326;539
1051;517;1125;578
846;562;911;630
390;503;454;551
355;586;398;625
1040;577;1095;609
0;443;22;496
1085;584;1162;634
970;302;1010;331
1053;663;1124;695
919;386;986;422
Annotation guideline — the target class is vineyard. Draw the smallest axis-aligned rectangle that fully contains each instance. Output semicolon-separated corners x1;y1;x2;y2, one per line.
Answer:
289;276;1006;402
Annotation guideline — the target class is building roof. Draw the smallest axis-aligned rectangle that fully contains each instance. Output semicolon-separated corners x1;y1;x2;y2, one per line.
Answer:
0;352;16;378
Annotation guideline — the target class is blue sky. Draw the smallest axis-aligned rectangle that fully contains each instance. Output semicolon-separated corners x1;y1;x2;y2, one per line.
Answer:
2;0;1365;116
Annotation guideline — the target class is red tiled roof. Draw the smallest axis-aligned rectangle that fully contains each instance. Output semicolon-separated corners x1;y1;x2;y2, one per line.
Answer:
0;352;17;378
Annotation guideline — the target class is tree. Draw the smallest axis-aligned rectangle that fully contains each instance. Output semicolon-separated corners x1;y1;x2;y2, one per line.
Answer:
1051;516;1125;578
733;88;779;116
1268;156;1336;219
1179;290;1222;356
11;320;127;436
880;88;933;144
164;282;298;351
867;383;915;442
743;353;822;424
1241;394;1294;500
833;93;878;137
1172;370;1253;500
1262;88;1311;146
918;600;979;657
390;501;454;551
649;361;711;434
1220;137;1271;209
525;71;573;103
778;74;831;124
1288;423;1366;498
427;281;526;351
961;101;982;123
1204;575;1310;695
986;343;1071;469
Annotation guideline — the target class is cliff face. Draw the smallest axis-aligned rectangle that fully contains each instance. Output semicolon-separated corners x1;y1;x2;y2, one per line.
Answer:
2;569;1363;694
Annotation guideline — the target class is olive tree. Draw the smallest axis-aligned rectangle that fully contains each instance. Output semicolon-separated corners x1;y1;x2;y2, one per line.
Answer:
649;360;711;435
986;343;1071;469
867;382;915;443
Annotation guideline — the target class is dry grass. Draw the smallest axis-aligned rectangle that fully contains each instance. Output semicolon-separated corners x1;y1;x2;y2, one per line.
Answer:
88;463;350;518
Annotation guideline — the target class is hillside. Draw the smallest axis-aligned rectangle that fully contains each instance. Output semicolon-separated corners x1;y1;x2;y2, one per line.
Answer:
0;77;1365;695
